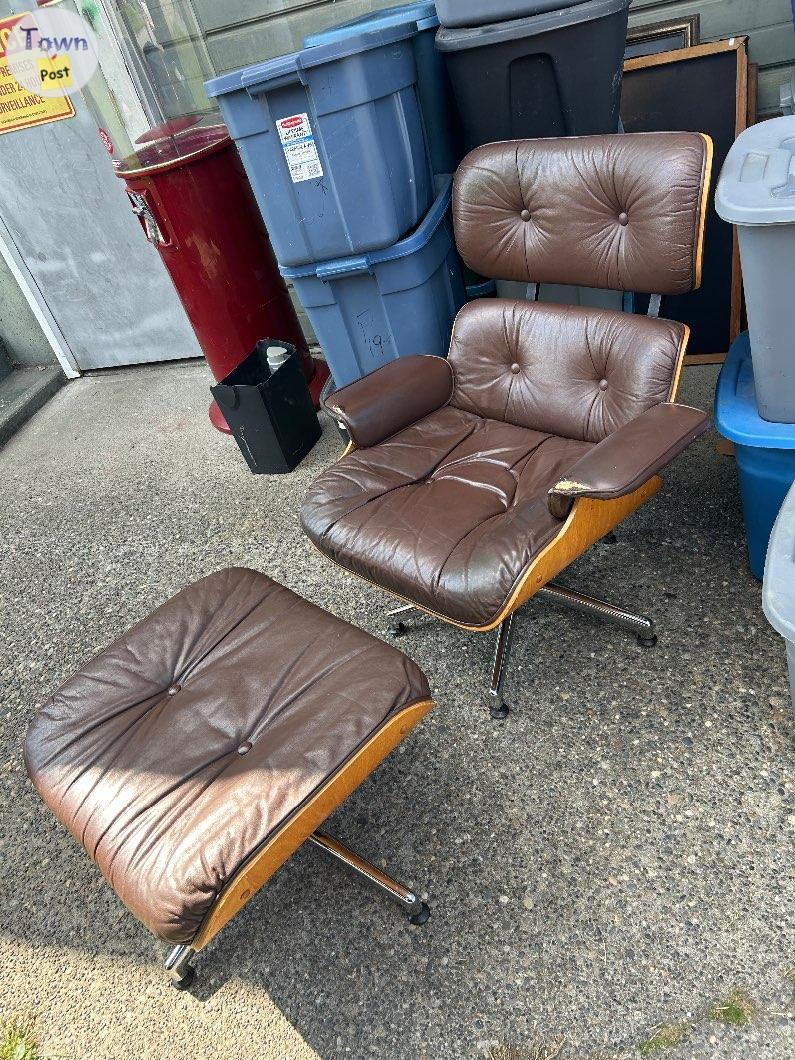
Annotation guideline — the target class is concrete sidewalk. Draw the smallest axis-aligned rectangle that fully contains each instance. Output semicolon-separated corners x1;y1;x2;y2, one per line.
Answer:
1;360;792;1059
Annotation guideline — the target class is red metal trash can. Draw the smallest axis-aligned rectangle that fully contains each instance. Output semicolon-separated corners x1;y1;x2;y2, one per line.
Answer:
117;120;327;432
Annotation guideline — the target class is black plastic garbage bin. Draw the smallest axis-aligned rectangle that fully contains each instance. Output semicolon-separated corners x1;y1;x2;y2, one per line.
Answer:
436;0;630;153
211;341;321;474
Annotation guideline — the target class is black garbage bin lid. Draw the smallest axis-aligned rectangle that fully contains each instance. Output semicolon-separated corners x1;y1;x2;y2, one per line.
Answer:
435;0;629;51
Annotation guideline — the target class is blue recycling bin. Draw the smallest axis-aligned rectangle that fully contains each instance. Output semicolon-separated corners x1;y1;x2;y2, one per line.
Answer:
304;2;460;178
715;331;795;579
204;25;433;267
280;179;465;388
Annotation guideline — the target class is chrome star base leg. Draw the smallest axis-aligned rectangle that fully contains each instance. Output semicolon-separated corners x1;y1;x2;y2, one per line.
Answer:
537;582;657;647
488;613;515;719
165;943;196;990
309;831;430;926
386;603;421;638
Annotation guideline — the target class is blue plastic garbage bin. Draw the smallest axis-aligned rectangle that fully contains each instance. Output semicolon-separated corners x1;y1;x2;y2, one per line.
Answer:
466;278;497;300
204;25;433;267
280;179;465;388
304;2;460;178
715;331;795;579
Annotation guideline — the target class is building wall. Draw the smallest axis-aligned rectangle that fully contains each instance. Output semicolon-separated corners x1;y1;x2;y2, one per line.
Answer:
193;0;401;75
0;256;56;368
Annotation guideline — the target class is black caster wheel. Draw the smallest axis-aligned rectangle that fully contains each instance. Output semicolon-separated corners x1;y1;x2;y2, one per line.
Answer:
637;633;658;648
389;621;408;638
409;902;431;927
489;701;510;720
170;965;196;991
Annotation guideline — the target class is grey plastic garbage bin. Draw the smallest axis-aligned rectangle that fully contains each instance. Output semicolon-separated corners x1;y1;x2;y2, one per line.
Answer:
763;480;795;710
716;115;795;423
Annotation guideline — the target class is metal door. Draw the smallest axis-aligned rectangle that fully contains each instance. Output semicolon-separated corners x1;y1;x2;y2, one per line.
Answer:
0;0;201;371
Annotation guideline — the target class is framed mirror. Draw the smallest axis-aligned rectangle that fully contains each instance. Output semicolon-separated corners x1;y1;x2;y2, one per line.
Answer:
625;15;700;60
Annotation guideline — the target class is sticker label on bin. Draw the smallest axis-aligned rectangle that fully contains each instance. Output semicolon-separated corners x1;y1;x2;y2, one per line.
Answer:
276;113;324;184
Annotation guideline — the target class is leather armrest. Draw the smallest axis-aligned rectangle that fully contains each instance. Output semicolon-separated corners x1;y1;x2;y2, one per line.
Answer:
324;356;454;449
547;403;710;519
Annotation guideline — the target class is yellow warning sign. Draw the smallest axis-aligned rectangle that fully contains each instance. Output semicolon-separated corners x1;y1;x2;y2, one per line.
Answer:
0;13;74;136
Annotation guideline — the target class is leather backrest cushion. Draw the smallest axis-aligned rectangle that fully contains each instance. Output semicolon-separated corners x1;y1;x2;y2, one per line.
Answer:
453;132;711;295
449;299;686;443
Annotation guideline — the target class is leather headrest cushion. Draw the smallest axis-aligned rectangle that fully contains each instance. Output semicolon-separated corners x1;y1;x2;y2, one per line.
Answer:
453;132;712;296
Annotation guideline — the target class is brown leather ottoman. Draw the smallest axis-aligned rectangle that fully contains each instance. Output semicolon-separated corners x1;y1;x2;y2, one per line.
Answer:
24;568;433;989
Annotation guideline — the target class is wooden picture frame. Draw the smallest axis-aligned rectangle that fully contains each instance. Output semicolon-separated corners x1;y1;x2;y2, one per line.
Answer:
625;15;700;60
622;39;749;363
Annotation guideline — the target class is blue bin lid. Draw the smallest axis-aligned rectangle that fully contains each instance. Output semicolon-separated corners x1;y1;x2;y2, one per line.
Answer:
304;2;439;47
280;177;453;281
205;22;416;99
714;331;795;448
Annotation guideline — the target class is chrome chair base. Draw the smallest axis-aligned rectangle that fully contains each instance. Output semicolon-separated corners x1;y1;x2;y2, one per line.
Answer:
385;582;657;718
165;943;196;990
488;612;515;719
163;830;429;988
386;603;421;639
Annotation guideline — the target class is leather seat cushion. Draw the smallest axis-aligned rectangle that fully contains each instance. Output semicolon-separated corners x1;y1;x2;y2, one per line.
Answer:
301;407;592;626
23;569;430;945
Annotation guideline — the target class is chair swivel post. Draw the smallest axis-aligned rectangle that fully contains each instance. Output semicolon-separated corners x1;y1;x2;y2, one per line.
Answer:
488;613;515;719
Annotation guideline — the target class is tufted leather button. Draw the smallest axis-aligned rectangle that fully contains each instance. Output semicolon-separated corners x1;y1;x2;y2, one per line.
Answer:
167;683;181;696
599;378;609;391
237;741;252;756
520;209;531;222
618;211;628;226
510;363;521;374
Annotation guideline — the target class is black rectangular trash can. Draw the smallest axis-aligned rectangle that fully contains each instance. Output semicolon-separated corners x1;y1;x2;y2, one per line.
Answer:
211;341;321;475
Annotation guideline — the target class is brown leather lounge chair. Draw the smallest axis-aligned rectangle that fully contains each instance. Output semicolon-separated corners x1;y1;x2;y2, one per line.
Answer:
301;132;713;719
